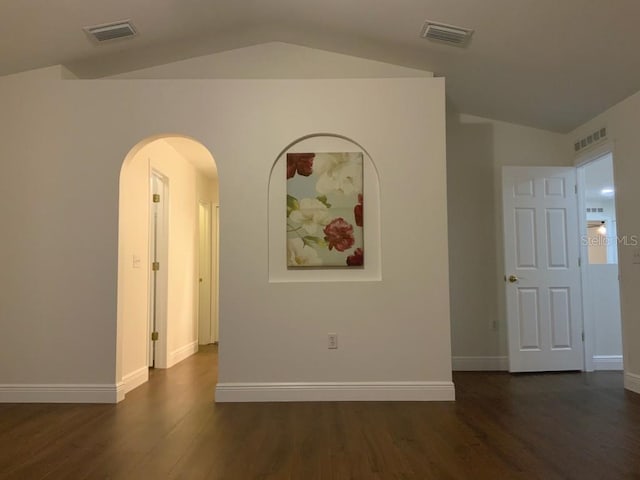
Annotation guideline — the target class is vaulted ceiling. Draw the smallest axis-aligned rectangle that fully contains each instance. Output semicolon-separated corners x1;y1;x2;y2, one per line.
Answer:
3;0;640;132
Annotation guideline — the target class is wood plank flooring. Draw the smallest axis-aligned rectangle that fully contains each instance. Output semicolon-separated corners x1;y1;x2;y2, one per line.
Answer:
1;345;639;479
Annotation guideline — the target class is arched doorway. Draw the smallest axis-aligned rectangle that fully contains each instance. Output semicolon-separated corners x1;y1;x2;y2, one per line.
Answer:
117;135;219;398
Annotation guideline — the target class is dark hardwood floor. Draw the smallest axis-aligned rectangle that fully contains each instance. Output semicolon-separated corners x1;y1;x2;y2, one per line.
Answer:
1;345;639;479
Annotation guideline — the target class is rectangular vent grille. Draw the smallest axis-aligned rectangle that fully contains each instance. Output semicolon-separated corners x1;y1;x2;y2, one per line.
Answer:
84;21;137;43
574;127;607;154
586;208;604;213
420;21;474;47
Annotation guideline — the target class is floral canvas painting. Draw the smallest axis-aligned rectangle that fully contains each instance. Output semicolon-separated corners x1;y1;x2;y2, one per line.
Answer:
287;152;364;268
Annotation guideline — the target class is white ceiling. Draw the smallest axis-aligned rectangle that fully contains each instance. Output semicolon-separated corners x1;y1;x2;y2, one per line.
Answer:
3;0;640;132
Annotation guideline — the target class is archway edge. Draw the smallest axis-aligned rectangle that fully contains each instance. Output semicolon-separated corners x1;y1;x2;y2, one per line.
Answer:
116;132;218;400
269;132;380;181
119;133;218;179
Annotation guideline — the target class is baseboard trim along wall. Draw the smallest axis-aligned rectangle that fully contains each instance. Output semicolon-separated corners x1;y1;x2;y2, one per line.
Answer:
0;384;122;403
168;341;199;368
215;381;455;402
122;366;149;395
452;356;509;371
625;372;640;395
593;355;624;371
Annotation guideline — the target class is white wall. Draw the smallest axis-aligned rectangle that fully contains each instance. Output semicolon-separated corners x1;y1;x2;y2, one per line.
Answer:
446;111;569;370
121;44;575;375
583;265;623;370
0;64;76;81
118;141;151;391
570;92;640;392
109;42;433;80
585;197;617;264
0;75;451;403
591;266;623;357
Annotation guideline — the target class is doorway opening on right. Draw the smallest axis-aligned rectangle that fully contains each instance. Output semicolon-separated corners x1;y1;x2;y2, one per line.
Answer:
579;152;624;372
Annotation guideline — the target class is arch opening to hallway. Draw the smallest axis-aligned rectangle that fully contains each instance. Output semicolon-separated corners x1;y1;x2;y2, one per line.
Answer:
117;134;219;399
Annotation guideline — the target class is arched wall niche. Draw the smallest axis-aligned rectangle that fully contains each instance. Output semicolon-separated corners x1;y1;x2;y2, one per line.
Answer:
267;133;382;282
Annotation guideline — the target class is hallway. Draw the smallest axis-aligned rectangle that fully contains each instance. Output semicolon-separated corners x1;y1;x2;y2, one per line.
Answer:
1;346;639;479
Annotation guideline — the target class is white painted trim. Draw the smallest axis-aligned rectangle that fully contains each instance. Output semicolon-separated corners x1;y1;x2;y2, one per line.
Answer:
214;204;220;343
215;381;455;402
592;355;624;371
122;366;149;394
624;372;640;394
452;356;508;371
0;384;121;403
167;340;199;368
576;164;594;372
198;201;213;345
150;169;169;369
116;382;126;403
573;140;614;167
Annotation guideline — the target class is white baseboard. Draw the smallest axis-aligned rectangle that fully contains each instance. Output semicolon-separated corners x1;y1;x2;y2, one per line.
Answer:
167;340;199;368
116;382;125;402
452;356;508;371
122;366;149;394
215;381;455;402
0;383;121;403
592;355;624;371
625;372;640;394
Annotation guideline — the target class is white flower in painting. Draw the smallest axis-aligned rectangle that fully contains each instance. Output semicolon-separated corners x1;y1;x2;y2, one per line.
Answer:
289;198;331;234
314;153;363;196
288;238;322;266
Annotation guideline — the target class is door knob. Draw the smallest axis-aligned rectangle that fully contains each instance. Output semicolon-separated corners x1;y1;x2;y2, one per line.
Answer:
508;275;518;283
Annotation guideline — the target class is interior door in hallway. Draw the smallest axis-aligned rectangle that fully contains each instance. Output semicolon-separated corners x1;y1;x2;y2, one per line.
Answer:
502;166;583;372
149;171;168;368
198;202;213;345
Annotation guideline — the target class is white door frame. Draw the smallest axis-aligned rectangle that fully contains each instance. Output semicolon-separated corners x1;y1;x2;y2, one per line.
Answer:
574;142;620;372
213;204;220;343
575;164;592;371
149;170;169;368
198;201;213;345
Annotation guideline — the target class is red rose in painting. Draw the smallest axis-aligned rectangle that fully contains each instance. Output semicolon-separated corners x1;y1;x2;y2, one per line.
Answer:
323;218;355;252
287;153;315;179
354;193;363;227
346;248;364;266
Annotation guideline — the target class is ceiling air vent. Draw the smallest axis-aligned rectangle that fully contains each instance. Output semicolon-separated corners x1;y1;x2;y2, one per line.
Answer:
420;21;474;47
84;20;137;43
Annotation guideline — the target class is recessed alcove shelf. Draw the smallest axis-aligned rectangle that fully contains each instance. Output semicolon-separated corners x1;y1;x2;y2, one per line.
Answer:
267;133;382;282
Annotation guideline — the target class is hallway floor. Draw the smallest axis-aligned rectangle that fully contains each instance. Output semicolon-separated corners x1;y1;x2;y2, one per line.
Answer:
1;346;639;479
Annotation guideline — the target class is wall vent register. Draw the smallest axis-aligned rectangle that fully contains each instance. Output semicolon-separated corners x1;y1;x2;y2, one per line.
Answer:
574;127;607;153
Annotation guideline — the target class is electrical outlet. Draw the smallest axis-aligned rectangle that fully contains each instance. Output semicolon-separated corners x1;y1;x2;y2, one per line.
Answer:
328;333;338;349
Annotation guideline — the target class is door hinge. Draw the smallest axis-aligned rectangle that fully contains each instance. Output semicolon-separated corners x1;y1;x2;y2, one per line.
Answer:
581;331;585;342
578;257;581;267
151;331;159;341
153;194;161;203
152;262;160;271
574;184;578;194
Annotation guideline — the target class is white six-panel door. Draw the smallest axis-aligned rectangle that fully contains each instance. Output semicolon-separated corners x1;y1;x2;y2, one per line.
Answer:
503;166;583;372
